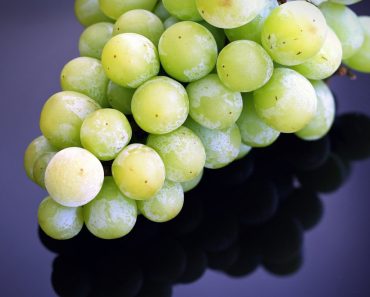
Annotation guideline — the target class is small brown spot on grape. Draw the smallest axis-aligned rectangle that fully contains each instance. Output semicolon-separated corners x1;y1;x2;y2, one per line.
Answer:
105;122;108;126
144;180;148;184
178;36;182;39
201;10;204;14
296;51;302;55
189;171;193;174
268;34;271;40
114;55;117;58
229;112;232;115
117;27;120;31
155;114;159;118
222;65;225;68
275;96;278;101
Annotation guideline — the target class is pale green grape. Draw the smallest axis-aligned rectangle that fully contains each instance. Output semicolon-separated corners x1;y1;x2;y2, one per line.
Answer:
181;170;203;192
236;93;280;147
98;0;158;20
137;180;184;222
225;0;278;44
113;9;164;46
296;80;336;141
158;21;217;82
33;152;56;189
163;16;180;29
60;57;109;107
131;76;189;134
154;1;170;21
79;22;113;59
292;28;342;80
75;0;112;27
24;136;56;181
320;2;364;59
254;68;317;133
186;74;242;130
262;1;328;66
163;0;202;21
106;80;135;115
217;40;273;92
147;126;206;182
38;196;84;240
45;147;104;207
80;109;132;161
344;17;370;73
40;91;101;149
83;177;137;239
199;21;226;51
195;0;267;29
185;118;241;169
101;33;160;88
236;143;252;160
112;144;166;200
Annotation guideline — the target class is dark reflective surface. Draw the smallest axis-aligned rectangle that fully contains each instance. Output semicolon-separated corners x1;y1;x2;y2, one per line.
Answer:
1;1;370;297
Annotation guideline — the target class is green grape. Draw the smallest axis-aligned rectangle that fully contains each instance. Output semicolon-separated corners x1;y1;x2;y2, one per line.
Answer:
225;0;278;44
98;0;158;20
158;21;218;82
217;40;273;92
195;0;267;29
236;143;252;160
79;22;113;59
147;126;206;182
344;17;370;73
80;109;132;161
113;9;164;46
261;1;328;66
154;1;170;21
292;28;342;80
296;80;336;141
112;144;166;200
106;80;135;115
45;147;104;207
24;136;56;181
186;74;242;130
60;57;109;107
38;197;84;240
253;68;317;133
131;76;189;134
101;33;160;88
185;118;241;169
33;152;56;189
163;0;202;21
181;169;203;192
75;0;112;27
40;91;101;149
320;2;364;59
163;16;180;29
199;21;226;51
83;177;137;239
137;180;184;222
236;93;280;147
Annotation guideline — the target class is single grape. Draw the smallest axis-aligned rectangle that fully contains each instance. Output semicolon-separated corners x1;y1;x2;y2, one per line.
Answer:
163;16;180;29
98;0;158;20
83;177;137;239
185;118;241;169
39;91;101;149
320;2;364;59
113;9;164;46
147;126;206;182
236;93;280;147
106;81;135;115
158;21;218;82
154;1;170;21
253;68;317;133
79;22;113;59
236;143;252;160
163;0;202;21
38;197;84;240
60;57;109;107
132;76;189;134
137;180;184;222
24;136;56;181
101;33;160;88
33;152;57;189
296;80;336;141
261;1;328;66
80;109;132;161
112;144;166;200
217;40;273;92
181;170;203;192
45;147;104;207
186;74;242;130
75;0;112;27
292;28;342;80
195;0;267;29
199;21;226;51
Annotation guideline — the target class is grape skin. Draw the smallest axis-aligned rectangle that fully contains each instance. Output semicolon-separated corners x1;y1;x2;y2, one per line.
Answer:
33;152;56;189
181;170;203;192
98;0;158;20
79;22;113;59
75;0;112;27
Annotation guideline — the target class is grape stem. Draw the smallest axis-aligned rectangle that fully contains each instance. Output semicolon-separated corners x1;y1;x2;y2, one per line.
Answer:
335;65;357;80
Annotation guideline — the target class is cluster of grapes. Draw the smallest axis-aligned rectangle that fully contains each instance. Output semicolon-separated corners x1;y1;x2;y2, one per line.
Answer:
24;0;370;240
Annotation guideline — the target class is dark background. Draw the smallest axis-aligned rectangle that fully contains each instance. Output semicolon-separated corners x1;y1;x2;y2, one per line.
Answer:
0;1;370;296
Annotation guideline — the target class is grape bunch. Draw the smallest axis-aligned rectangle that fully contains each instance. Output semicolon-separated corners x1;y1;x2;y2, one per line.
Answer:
24;0;370;240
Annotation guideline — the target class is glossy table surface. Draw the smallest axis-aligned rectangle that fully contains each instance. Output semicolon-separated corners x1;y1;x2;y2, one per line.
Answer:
1;1;370;297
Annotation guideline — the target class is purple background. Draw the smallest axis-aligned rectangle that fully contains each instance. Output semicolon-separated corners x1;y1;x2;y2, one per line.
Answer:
0;1;370;296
